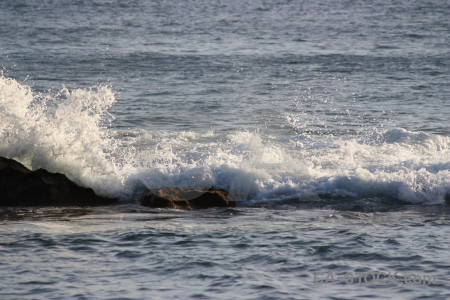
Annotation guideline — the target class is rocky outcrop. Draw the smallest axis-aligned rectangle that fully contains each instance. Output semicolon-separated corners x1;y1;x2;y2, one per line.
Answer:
0;156;117;207
140;187;236;209
0;156;236;209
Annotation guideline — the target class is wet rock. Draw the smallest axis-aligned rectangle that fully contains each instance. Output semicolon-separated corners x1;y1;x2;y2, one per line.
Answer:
140;187;236;209
0;156;117;207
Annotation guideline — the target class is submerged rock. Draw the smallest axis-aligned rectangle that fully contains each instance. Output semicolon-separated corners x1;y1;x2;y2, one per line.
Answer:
140;187;236;209
0;156;117;207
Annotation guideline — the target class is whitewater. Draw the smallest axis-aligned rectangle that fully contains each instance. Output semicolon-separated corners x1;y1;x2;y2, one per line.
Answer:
1;75;448;208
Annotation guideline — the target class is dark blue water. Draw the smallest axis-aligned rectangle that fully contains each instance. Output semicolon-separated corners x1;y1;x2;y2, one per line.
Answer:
1;0;449;299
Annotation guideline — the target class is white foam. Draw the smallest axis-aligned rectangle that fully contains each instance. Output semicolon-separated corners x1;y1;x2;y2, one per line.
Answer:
1;76;449;205
0;76;131;198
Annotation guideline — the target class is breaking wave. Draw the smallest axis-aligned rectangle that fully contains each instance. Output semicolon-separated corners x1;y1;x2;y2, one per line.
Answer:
1;76;449;206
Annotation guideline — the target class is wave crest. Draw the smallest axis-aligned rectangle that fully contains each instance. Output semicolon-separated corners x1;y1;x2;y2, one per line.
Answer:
1;76;448;206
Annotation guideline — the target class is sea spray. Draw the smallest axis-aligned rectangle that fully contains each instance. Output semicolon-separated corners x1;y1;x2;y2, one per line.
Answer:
1;76;449;205
0;76;130;198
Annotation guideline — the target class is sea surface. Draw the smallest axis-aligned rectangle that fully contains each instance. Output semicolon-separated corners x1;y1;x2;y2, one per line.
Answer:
0;0;449;299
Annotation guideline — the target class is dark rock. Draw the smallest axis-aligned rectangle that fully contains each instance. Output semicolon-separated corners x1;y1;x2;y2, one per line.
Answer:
0;156;117;207
140;187;236;209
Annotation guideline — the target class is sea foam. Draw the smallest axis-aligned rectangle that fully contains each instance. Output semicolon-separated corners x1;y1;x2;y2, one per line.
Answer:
0;76;129;197
1;76;449;205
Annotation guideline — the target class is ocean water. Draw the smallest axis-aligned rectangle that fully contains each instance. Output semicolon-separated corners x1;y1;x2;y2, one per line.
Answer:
0;0;449;299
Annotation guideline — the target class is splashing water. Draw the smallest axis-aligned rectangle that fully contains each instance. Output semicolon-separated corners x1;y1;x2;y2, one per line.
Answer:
0;76;128;197
1;76;449;205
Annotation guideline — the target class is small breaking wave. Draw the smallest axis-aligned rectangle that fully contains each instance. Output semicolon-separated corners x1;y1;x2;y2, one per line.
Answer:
1;76;449;207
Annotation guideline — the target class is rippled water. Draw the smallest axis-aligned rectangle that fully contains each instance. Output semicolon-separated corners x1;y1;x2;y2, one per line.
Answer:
1;0;449;299
1;206;450;299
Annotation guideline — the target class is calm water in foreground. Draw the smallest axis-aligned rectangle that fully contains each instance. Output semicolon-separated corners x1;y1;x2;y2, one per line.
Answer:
1;0;449;299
